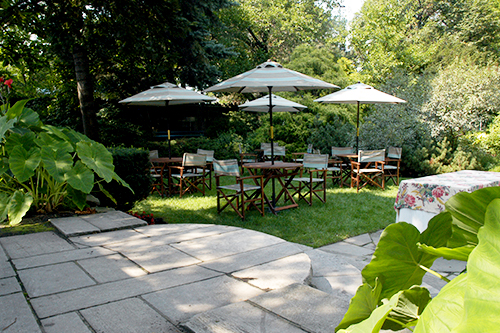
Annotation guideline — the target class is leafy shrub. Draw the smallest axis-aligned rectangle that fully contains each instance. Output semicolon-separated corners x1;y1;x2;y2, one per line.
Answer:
0;100;131;225
98;148;151;210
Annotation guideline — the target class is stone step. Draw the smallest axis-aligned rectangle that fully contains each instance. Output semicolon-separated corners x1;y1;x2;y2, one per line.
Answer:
183;283;352;333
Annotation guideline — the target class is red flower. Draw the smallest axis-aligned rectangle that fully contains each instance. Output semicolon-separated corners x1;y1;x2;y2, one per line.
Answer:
4;79;13;89
404;195;416;206
0;77;4;83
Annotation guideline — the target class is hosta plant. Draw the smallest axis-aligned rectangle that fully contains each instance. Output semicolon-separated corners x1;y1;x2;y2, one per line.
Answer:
0;99;131;226
337;186;500;332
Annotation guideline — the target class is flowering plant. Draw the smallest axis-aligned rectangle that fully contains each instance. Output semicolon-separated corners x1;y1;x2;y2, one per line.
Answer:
0;77;14;106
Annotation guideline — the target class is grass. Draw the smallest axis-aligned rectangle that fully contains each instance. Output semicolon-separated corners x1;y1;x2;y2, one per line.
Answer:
132;178;400;248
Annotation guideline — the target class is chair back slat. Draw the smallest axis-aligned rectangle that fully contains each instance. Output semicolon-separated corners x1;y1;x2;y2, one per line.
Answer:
387;147;402;159
183;153;206;167
307;143;313;154
359;150;385;163
196;149;214;162
331;147;354;156
213;159;240;177
264;145;286;156
303;154;328;169
261;142;272;150
149;150;159;159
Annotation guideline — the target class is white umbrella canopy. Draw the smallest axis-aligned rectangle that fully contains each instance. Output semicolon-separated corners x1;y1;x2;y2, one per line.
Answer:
204;61;339;93
239;94;307;113
314;82;407;151
119;82;216;106
119;82;216;157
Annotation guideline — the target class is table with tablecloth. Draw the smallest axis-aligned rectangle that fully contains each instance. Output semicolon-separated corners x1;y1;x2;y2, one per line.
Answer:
394;170;500;232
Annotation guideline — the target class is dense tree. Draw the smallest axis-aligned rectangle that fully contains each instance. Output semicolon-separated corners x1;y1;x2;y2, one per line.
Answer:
2;0;233;140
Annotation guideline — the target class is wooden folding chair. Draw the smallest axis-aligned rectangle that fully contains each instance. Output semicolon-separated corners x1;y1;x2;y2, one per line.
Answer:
263;145;286;161
351;149;386;193
328;147;354;187
382;147;402;185
197;148;215;190
213;159;264;220
289;154;329;205
169;153;207;197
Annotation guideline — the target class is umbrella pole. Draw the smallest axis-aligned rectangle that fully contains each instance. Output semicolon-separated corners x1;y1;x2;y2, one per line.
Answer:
268;87;277;210
166;101;172;159
356;101;360;153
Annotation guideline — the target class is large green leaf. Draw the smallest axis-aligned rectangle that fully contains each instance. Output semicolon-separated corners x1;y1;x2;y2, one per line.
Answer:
418;243;473;262
35;132;74;154
452;198;500;332
0;157;10;175
40;147;73;183
336;279;382;331
338;290;403;333
9;146;41;182
7;191;33;226
0;192;11;222
5;131;36;155
384;286;431;331
5;99;29;120
0;115;17;141
447;187;500;248
18;107;42;128
414;274;467;333
361;217;450;300
76;141;115;182
65;161;94;193
66;186;87;210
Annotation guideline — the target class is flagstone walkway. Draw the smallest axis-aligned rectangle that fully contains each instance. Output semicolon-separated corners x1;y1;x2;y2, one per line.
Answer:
0;210;465;333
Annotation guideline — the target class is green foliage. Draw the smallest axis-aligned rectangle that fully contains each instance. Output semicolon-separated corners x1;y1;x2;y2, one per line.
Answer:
337;187;500;332
0;100;131;225
98;148;151;211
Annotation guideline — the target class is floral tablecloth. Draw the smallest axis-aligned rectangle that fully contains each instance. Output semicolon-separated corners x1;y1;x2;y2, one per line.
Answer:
395;170;500;214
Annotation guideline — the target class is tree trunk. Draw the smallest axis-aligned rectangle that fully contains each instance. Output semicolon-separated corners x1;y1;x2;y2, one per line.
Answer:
73;44;100;141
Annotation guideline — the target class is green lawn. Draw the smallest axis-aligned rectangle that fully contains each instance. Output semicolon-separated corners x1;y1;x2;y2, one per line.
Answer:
132;179;400;248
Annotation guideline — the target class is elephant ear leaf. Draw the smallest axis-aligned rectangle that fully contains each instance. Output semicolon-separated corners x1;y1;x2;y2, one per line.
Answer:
7;191;34;226
5;99;29;120
452;198;500;332
40;147;73;183
361;217;449;301
9;146;41;182
446;187;500;248
0;115;17;141
336;279;382;331
76;141;115;182
65;161;94;194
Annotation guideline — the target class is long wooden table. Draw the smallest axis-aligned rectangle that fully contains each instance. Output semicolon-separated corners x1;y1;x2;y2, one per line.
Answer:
243;162;302;214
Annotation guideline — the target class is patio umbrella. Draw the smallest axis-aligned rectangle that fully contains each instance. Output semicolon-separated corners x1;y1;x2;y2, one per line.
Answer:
314;82;406;152
205;61;338;163
119;82;216;157
206;61;338;209
238;94;307;113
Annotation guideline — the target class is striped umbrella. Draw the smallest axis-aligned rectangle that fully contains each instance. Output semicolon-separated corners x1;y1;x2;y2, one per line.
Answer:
205;61;338;163
120;82;216;157
238;94;307;113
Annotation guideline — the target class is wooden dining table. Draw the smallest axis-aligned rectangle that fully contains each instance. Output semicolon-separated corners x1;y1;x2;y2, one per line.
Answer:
243;161;302;214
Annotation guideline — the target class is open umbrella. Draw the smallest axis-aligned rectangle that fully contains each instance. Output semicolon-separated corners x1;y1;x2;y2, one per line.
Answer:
205;61;338;163
238;94;307;113
206;61;337;209
314;82;406;152
119;82;216;157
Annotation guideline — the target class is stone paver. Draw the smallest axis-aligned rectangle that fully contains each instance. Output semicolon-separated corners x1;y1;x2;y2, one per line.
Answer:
41;312;92;333
0;232;75;259
18;261;96;297
77;253;147;282
319;240;374;258
50;216;100;237
80;297;181;333
142;275;264;324
0;292;41;333
184;301;308;333
0;277;22;296
79;210;147;231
